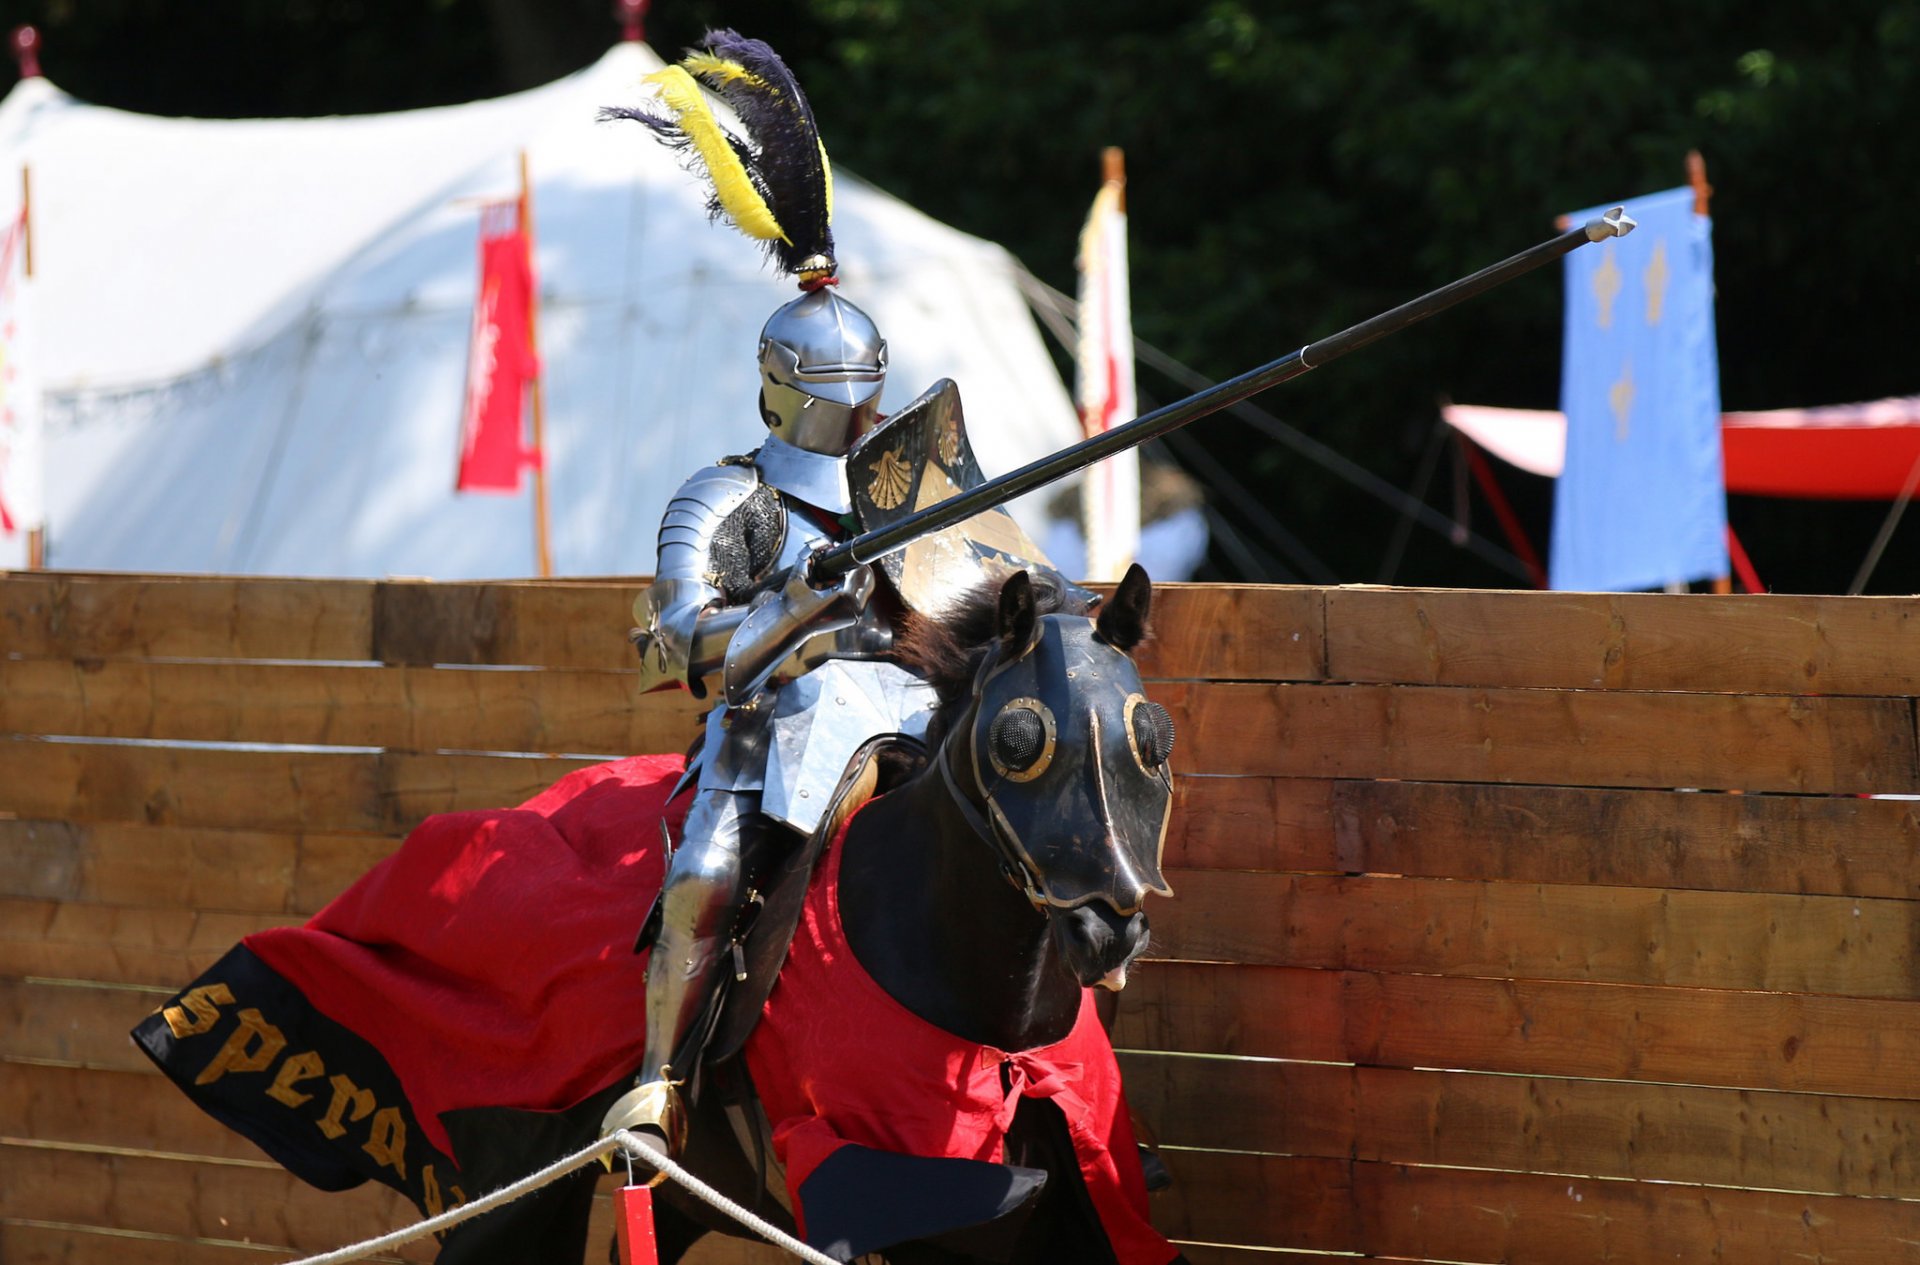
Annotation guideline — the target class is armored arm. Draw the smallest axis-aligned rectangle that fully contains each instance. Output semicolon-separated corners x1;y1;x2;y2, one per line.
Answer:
632;464;777;698
632;463;887;701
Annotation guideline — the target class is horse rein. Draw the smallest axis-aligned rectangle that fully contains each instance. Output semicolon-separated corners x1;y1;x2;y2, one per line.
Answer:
937;724;1053;915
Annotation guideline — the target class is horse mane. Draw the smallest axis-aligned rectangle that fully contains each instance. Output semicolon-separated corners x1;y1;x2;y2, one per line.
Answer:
889;570;1094;755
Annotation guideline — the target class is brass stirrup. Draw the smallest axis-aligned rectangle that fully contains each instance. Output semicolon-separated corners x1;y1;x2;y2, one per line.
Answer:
600;1067;687;1186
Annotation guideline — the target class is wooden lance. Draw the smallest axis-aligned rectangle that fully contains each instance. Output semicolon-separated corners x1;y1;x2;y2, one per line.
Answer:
807;207;1637;586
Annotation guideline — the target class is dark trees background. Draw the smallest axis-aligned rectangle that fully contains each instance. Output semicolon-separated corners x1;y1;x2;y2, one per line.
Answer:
6;0;1918;591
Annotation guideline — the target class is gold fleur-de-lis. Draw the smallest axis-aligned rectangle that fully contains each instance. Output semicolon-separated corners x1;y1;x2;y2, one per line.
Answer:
1591;245;1623;329
868;448;913;510
1609;358;1634;441
1643;238;1670;326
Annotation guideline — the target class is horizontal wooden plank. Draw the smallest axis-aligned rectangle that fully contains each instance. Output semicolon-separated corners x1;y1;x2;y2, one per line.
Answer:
13;770;1905;917
0;898;292;987
2;1064;281;1164
12;1148;1915;1265
19;935;1920;1100
1129;583;1324;681
1;573;1322;676
2;1222;328;1265
0;740;603;832
16;573;1920;699
4;980;177;1071
1143;1152;1357;1252
370;579;642;669
0;819;394;915
1176;1248;1363;1265
1168;776;1339;871
34;773;1905;931
0;779;1326;920
0;1143;434;1261
1150;869;1920;998
1334;778;1920;898
0;1076;775;1264
0;659;707;756
1120;1052;1920;1199
1113;962;1920;1098
1157;1152;1920;1261
0;573;375;663
1328;585;1920;696
0;1207;1000;1265
1359;1159;1920;1264
1161;680;1920;793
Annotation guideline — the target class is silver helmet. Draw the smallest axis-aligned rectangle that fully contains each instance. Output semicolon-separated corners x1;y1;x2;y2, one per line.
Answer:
756;288;888;456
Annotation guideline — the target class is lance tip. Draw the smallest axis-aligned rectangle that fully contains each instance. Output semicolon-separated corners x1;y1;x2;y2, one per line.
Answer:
1586;207;1637;241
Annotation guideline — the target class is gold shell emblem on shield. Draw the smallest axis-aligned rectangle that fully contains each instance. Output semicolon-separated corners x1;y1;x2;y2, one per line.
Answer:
938;420;962;468
868;448;913;510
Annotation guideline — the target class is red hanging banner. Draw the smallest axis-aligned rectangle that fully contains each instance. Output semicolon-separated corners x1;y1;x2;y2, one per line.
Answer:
456;201;540;493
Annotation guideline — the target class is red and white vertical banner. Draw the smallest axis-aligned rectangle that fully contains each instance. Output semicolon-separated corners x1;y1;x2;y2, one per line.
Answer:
0;200;43;569
1074;148;1140;582
456;199;540;493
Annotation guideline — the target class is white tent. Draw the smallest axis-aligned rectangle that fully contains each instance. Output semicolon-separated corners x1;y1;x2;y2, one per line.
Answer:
0;41;1082;577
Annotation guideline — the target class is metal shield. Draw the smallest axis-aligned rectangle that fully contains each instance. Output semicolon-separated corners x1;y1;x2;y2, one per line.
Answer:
846;378;1062;618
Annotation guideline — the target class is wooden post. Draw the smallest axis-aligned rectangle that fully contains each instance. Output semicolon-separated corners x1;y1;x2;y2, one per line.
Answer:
20;162;42;570
1687;149;1713;217
518;150;554;578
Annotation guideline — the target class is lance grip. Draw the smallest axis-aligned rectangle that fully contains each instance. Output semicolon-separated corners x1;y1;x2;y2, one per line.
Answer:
808;208;1633;585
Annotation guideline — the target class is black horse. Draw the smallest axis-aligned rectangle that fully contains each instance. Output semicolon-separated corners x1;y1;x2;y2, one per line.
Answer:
627;564;1182;1264
133;566;1183;1265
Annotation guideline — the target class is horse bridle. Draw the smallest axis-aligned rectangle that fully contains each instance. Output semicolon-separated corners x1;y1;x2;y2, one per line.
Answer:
937;718;1054;914
939;630;1169;918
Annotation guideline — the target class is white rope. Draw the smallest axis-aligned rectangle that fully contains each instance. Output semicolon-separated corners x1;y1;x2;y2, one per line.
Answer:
272;1129;837;1265
279;1134;619;1265
609;1130;840;1265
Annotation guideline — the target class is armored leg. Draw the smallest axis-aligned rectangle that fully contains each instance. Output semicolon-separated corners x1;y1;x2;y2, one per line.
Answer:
604;787;762;1161
646;788;757;1081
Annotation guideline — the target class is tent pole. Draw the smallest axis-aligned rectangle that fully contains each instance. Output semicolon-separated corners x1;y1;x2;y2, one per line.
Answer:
21;162;42;570
1847;449;1920;596
519;150;554;578
1689;151;1730;593
1725;524;1762;594
1457;434;1546;589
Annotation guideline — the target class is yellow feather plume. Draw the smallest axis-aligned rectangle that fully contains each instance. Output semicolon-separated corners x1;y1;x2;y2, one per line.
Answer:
818;140;833;224
642;66;790;245
681;51;768;92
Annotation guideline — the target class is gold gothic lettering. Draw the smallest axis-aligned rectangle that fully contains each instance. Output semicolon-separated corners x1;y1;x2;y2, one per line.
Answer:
363;1107;409;1179
317;1073;377;1140
194;1007;286;1086
163;982;235;1038
265;1049;327;1108
422;1165;469;1225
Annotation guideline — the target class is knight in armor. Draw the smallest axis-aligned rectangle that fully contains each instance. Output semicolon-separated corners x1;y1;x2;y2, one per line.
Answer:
597;32;1015;1157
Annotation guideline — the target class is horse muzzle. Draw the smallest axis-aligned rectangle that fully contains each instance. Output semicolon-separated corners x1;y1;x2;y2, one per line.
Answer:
1051;900;1150;991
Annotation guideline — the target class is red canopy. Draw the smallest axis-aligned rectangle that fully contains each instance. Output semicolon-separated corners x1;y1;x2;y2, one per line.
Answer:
1443;397;1920;499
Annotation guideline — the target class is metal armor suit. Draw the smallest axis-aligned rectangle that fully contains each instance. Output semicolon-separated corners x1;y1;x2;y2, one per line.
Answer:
624;289;940;1145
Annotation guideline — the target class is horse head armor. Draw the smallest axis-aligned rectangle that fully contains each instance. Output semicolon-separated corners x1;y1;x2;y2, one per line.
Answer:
962;564;1175;918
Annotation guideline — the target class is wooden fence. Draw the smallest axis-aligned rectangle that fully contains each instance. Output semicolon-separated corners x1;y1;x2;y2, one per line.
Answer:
4;571;1919;1263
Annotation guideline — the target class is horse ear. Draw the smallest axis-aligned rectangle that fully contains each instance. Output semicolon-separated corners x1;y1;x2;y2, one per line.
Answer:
1095;563;1153;651
997;570;1041;660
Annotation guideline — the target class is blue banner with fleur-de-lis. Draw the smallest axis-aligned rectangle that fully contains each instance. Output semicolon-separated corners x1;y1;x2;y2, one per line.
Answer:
1550;186;1726;591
